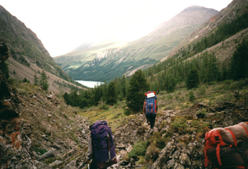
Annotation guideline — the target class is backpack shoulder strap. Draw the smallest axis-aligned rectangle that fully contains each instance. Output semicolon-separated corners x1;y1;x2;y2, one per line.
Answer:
106;132;112;162
143;101;146;113
225;128;237;147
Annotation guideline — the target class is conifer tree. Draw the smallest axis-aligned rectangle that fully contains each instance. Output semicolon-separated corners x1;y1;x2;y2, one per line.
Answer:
106;81;116;105
126;70;148;112
0;43;10;100
120;76;127;99
163;73;177;92
40;71;49;91
34;74;38;85
92;87;102;105
186;69;199;89
230;41;248;80
0;43;9;79
206;53;219;82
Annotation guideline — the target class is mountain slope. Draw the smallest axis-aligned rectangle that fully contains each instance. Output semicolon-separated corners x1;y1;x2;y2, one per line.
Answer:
188;0;248;44
170;0;248;61
0;5;83;93
142;0;248;95
55;6;218;81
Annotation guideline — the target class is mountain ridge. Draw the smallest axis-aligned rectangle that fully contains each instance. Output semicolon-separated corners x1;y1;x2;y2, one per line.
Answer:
55;6;218;81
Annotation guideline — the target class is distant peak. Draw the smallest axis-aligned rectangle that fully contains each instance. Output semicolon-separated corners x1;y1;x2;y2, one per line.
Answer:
182;6;218;12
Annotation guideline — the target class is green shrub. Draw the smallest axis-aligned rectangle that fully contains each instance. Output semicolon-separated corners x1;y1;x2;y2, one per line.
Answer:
230;79;248;90
186;69;199;89
189;91;195;102
222;80;233;90
196;109;207;119
128;141;148;159
145;144;160;162
23;78;30;83
40;71;49;91
99;103;109;110
32;146;47;155
124;108;132;116
171;117;188;134
18;56;30;67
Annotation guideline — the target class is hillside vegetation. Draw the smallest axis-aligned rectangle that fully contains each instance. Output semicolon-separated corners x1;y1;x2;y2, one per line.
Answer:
78;79;248;168
0;5;83;93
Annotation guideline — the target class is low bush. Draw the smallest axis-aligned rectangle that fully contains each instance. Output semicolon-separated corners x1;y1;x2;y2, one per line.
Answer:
128;141;148;159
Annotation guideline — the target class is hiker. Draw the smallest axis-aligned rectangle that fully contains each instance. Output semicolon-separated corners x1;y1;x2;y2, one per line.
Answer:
87;120;117;169
204;122;248;169
143;91;158;130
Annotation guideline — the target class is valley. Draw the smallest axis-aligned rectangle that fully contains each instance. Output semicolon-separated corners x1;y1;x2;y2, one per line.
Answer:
1;0;248;168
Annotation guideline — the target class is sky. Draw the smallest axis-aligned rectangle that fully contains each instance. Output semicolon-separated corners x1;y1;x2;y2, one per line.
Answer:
0;0;232;57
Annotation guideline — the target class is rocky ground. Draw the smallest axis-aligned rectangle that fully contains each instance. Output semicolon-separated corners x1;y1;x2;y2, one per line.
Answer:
109;101;248;169
0;82;91;169
1;78;248;169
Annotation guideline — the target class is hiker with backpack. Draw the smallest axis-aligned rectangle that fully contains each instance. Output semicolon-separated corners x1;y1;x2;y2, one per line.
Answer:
143;91;158;130
204;122;248;169
87;120;117;169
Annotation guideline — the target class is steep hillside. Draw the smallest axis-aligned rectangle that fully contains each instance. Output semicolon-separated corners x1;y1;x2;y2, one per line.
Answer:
55;6;218;81
167;0;248;58
0;81;89;168
0;5;81;93
189;0;248;43
143;0;248;92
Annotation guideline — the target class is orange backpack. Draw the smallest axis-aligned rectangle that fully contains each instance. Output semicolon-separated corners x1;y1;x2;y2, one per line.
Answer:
204;122;248;169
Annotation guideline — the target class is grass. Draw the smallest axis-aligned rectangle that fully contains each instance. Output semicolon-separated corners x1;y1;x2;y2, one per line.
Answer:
157;80;248;112
79;101;127;132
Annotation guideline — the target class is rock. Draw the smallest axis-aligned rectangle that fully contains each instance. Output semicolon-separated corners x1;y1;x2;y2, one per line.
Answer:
49;160;63;167
39;149;55;160
167;159;175;168
151;140;176;169
116;143;126;150
127;144;133;153
174;162;185;169
22;123;32;136
63;160;77;169
206;113;215;118
120;160;129;166
179;153;191;166
47;95;53;100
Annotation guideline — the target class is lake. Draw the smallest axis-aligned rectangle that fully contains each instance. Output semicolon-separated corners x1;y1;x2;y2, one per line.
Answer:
76;80;104;88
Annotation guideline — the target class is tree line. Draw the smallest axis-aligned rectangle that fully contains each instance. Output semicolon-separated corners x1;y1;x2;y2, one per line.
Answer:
63;40;248;113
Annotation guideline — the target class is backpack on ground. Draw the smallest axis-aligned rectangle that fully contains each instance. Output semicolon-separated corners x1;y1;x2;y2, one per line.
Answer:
144;91;157;115
90;120;117;169
204;122;248;169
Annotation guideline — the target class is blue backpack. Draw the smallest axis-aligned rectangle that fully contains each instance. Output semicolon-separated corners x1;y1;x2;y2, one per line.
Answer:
145;92;157;114
90;121;116;166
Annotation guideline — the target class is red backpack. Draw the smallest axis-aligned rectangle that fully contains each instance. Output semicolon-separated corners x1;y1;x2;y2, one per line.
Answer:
144;91;157;114
204;122;248;169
